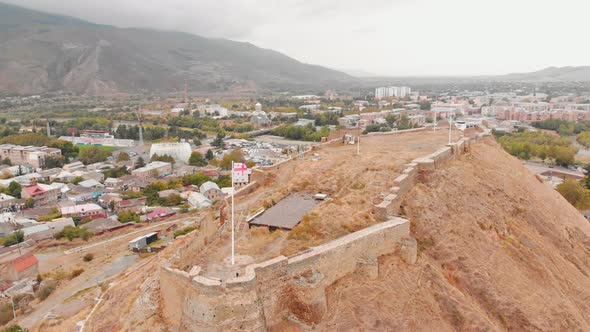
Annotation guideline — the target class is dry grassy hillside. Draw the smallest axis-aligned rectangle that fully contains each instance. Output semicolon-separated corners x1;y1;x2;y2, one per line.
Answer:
312;139;590;331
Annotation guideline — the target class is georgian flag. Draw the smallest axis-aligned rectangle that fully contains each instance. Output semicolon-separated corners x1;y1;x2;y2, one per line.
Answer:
232;163;251;184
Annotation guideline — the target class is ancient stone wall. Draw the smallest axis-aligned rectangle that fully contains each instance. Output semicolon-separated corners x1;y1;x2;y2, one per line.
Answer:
160;131;491;331
373;133;486;220
161;217;411;331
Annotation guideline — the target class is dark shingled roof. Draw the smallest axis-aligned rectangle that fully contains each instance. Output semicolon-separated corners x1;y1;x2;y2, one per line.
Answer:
249;194;318;230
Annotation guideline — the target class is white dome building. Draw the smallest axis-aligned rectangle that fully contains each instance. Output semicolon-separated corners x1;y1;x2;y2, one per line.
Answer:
149;142;192;164
255;102;262;112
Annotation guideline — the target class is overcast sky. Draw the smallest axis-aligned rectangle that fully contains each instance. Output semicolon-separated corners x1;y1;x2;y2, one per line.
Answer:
5;0;590;76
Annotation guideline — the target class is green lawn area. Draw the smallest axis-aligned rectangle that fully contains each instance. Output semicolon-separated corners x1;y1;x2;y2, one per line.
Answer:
76;144;121;152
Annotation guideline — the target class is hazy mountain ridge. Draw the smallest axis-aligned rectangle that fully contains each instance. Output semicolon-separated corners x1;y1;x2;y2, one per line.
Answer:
498;66;590;82
0;2;353;95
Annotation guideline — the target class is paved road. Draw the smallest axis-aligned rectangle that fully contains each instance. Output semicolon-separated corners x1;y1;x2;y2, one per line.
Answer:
524;161;584;178
19;216;195;328
64;216;194;254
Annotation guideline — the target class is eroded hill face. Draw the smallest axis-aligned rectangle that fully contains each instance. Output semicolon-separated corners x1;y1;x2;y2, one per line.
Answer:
84;138;590;331
308;139;590;331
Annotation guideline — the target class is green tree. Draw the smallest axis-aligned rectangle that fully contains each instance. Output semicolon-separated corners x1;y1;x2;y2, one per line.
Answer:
559;122;575;136
188;151;208;166
163;194;183;206
218;148;246;170
212;132;225;148
44;156;65;169
385;114;398;127
135;156;146;168
583;164;590;189
150;154;175;165
79;147;112;165
1;324;27;332
7;181;22;198
420;100;431;110
54;226;92;241
25;198;34;208
577;131;590;148
0;133;50;146
116;151;131;163
557;180;590;209
72;176;84;185
2;230;24;247
47;140;79;160
117;210;140;223
205;149;214;160
182;173;211;186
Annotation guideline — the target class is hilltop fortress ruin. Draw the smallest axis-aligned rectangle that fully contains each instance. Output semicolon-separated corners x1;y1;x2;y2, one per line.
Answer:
159;131;486;331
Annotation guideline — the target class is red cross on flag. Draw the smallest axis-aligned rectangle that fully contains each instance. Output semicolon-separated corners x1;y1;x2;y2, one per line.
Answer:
232;162;251;184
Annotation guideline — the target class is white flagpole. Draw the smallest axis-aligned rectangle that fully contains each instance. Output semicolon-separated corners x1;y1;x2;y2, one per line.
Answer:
448;114;452;144
357;109;360;156
231;161;235;265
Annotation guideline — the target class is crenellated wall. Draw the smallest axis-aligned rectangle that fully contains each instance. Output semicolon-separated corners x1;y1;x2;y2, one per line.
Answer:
160;131;491;331
372;133;485;220
161;217;413;331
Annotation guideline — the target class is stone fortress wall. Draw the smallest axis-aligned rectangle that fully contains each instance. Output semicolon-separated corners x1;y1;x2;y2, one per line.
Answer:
160;131;490;331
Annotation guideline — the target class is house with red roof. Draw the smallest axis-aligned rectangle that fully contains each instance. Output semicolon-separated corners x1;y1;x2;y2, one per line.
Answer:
114;197;147;214
21;183;61;206
146;208;175;222
0;254;39;282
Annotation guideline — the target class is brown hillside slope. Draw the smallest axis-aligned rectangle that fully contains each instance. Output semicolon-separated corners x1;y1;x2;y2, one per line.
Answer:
311;139;590;331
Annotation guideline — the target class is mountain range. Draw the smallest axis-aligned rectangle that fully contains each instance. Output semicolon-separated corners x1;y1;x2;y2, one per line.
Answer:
0;2;353;95
496;66;590;82
1;3;590;96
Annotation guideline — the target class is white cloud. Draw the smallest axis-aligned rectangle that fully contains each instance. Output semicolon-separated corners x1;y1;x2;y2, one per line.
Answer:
4;0;590;76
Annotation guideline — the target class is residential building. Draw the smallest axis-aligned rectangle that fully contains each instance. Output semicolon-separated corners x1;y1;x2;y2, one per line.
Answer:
294;119;315;127
0;144;61;169
0;254;38;282
0;172;43;188
114;197;147;214
196;104;229;117
104;177;123;190
81;218;132;234
251;111;271;126
199;181;223;201
21;218;75;240
131;161;172;179
158;189;180;199
63;161;85;171
375;86;412;99
66;184;104;203
58;129;135;147
188;192;212;209
60;203;106;221
174;165;199;177
21;183;61;206
78;179;104;189
82;171;105;183
0;193;21;210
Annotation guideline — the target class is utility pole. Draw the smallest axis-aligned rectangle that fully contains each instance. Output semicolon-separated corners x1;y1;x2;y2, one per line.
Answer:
136;113;144;146
433;112;437;132
183;80;188;104
448;114;453;144
357;109;361;156
11;295;16;321
231;161;235;265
